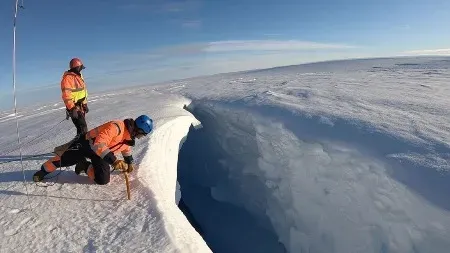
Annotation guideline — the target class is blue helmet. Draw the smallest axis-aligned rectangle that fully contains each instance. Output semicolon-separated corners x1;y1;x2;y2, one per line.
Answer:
135;115;153;134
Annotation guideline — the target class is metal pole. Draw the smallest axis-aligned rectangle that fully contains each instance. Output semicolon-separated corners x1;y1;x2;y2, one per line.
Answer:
12;0;31;209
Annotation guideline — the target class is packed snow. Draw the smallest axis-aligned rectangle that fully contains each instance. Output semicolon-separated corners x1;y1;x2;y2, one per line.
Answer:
0;89;211;252
1;56;450;253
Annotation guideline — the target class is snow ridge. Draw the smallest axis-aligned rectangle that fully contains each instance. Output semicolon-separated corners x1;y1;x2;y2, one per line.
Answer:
138;114;209;252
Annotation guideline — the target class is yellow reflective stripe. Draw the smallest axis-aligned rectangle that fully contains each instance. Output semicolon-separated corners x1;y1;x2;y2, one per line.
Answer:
72;91;86;103
92;142;111;158
62;87;84;92
91;143;106;155
84;88;88;102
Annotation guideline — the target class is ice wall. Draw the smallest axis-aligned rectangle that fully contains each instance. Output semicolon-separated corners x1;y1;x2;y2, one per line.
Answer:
178;100;450;253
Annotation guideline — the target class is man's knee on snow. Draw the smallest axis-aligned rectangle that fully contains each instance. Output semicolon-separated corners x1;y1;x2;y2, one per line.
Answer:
94;177;110;185
94;168;110;185
87;166;110;185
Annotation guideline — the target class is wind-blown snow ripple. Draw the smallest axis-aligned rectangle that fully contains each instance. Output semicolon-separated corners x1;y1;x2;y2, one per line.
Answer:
178;100;450;253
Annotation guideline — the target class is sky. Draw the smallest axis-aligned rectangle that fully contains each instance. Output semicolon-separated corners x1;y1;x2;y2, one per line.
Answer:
1;0;450;109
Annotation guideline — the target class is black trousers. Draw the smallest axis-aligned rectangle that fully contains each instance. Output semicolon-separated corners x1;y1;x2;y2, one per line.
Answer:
48;137;111;185
71;111;88;136
67;104;88;136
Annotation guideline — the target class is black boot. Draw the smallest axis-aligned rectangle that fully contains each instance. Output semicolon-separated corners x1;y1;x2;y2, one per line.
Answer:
75;160;91;175
33;168;49;182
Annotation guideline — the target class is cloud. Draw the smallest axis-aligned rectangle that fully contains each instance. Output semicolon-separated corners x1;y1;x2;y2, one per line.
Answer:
117;3;155;11
117;0;201;14
154;40;356;56
204;40;355;52
118;1;203;29
182;20;202;29
396;24;411;30
157;44;206;55
402;48;450;56
90;49;372;89
263;33;283;37
163;2;195;12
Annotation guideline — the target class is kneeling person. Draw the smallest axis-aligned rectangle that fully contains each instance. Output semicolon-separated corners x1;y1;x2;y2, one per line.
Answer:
33;115;154;184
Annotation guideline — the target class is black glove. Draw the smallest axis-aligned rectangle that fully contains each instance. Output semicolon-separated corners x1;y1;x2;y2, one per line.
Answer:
82;104;89;114
124;155;134;164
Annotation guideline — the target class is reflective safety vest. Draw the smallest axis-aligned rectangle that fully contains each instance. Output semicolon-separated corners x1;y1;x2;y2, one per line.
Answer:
61;71;88;110
86;120;133;164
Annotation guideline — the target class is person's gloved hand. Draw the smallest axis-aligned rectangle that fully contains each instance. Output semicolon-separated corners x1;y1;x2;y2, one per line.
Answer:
82;104;89;114
127;164;135;173
112;160;128;172
70;107;80;119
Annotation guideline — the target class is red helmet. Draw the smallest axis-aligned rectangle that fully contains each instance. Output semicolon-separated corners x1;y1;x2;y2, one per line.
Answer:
69;58;85;69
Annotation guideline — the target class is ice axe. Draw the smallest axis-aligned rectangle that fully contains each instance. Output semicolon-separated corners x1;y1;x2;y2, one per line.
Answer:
123;171;131;200
123;163;136;200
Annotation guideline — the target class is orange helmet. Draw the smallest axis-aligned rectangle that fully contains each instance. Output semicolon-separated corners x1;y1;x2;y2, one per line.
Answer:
69;58;85;69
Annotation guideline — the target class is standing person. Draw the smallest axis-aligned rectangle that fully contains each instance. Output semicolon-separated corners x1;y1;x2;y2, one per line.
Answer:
62;58;89;136
32;115;154;184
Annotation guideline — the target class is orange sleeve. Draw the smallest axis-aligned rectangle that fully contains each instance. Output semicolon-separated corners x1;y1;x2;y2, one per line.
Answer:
91;123;120;164
61;75;75;110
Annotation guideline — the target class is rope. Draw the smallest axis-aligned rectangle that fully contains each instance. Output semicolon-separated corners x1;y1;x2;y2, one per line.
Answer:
35;141;81;187
0;118;66;157
12;0;31;208
0;152;54;165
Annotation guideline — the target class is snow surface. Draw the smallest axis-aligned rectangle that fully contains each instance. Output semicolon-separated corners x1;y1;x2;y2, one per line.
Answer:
0;88;211;252
2;56;450;253
167;57;450;252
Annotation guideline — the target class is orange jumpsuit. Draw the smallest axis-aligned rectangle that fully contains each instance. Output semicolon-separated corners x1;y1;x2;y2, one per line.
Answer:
61;71;88;135
41;119;135;185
